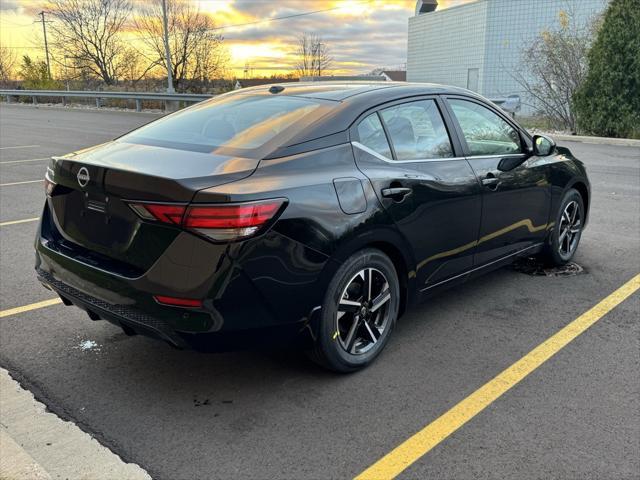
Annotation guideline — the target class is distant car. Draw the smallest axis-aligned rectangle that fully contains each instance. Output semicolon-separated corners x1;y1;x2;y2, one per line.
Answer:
35;82;590;372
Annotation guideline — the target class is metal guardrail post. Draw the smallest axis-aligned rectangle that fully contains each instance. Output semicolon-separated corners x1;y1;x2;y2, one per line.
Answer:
32;96;37;105
62;96;66;106
135;99;142;112
96;97;100;108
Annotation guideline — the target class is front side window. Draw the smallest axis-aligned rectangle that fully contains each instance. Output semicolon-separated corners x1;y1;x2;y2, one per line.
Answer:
449;99;522;156
380;100;453;160
356;113;392;159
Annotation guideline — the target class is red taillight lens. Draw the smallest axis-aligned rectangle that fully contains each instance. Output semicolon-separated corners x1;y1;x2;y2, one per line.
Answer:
183;202;282;228
129;199;285;242
154;295;202;308
130;203;186;225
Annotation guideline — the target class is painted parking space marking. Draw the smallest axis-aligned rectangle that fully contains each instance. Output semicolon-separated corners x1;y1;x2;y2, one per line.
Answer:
0;145;40;150
0;180;42;187
354;273;640;480
0;298;62;319
0;217;39;227
0;158;49;165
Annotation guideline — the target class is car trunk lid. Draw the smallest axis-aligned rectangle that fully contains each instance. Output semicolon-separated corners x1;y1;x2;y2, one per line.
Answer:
46;140;259;271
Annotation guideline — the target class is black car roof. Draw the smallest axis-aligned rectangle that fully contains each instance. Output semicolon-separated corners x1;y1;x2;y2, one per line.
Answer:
232;81;493;159
235;81;474;102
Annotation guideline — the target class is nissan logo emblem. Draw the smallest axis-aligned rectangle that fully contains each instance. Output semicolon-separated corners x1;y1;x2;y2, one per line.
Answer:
77;167;90;187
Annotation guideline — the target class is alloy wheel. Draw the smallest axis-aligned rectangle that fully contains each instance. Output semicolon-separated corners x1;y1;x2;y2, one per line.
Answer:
558;200;581;257
336;268;392;355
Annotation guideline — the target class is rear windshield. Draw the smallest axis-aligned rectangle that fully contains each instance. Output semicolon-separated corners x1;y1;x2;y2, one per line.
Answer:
119;94;332;157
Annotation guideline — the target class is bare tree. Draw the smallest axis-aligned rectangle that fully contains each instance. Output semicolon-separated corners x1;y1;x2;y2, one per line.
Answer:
0;44;17;83
135;0;226;90
47;0;132;85
294;33;332;77
513;9;600;132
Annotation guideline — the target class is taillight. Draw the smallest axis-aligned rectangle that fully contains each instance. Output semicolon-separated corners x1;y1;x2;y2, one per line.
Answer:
128;199;286;242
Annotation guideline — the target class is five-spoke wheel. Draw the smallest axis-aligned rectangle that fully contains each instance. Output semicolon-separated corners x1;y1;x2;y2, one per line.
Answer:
336;268;392;355
308;248;400;372
543;188;585;265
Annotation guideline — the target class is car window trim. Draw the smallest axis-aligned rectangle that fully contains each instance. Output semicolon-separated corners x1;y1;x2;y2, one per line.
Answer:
351;141;467;164
442;94;529;159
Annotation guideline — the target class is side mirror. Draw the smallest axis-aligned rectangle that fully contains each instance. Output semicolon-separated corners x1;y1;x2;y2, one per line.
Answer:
532;134;556;156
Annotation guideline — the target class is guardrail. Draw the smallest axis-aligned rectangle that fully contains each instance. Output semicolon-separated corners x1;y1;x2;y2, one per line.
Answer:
0;89;213;111
0;88;521;115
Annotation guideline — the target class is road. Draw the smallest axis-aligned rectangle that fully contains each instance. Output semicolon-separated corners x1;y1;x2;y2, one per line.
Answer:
1;103;639;480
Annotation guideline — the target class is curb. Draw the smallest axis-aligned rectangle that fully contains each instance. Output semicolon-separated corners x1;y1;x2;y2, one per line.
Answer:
0;368;151;480
0;429;51;480
543;133;640;147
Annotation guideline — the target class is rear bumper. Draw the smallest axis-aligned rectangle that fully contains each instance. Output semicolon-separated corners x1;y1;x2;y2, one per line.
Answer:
35;202;331;351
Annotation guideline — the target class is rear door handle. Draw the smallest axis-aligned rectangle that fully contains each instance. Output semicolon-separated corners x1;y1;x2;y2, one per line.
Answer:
381;187;412;200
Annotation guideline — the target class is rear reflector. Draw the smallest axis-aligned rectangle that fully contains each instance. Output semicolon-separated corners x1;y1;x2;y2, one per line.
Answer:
129;199;286;242
154;295;203;308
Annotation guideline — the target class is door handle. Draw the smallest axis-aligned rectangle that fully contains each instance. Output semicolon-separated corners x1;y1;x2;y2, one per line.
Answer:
381;187;412;200
481;173;499;190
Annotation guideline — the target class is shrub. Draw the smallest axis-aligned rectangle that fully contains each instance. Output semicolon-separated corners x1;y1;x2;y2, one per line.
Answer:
573;0;640;138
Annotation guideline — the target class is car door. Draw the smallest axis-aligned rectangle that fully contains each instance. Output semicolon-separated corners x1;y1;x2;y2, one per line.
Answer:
351;97;482;289
444;96;551;266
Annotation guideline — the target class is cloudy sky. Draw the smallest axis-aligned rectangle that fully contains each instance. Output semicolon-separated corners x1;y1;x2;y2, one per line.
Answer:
0;0;472;77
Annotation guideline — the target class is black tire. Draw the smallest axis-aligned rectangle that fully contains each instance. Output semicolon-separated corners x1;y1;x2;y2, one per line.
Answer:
542;188;584;266
308;248;400;373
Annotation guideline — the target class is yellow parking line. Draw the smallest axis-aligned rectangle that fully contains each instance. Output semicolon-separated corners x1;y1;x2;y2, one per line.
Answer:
0;298;63;319
0;180;42;187
0;158;49;165
0;217;39;226
355;273;640;480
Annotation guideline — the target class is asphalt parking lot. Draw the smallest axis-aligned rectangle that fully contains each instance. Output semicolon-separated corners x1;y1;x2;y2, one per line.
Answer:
1;103;638;479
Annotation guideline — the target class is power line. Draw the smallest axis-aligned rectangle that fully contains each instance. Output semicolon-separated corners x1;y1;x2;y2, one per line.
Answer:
126;0;373;43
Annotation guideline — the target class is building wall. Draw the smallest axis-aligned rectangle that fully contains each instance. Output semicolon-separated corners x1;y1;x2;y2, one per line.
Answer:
407;0;489;90
407;0;609;114
482;0;609;104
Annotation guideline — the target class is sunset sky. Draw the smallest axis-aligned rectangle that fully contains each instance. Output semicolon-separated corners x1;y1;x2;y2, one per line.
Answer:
0;0;473;77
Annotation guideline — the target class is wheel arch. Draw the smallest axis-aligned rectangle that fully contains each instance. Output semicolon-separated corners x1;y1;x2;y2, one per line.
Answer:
322;228;417;319
566;178;590;226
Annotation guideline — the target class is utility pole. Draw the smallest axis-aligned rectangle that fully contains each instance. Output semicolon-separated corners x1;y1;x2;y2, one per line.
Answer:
39;11;51;79
161;0;175;92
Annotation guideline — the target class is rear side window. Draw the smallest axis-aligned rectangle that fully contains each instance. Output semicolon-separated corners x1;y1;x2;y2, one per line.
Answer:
356;113;392;159
380;100;453;160
448;99;521;156
121;94;331;156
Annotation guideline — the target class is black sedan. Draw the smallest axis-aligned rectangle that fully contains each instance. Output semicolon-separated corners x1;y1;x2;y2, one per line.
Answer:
36;82;590;372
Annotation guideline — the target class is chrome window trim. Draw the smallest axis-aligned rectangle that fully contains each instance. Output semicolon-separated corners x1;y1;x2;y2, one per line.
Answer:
466;153;528;159
351;141;466;164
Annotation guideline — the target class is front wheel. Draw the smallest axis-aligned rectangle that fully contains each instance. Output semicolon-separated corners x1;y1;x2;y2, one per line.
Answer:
308;248;400;373
542;188;585;266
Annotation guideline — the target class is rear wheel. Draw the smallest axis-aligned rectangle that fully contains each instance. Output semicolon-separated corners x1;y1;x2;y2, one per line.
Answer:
542;188;584;266
308;248;400;373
